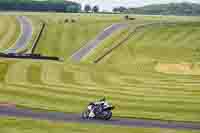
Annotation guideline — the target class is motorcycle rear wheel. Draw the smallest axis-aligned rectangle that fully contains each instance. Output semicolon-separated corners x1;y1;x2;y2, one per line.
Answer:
104;111;112;120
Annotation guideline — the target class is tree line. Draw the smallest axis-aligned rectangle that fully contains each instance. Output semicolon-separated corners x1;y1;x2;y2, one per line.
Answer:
84;4;99;13
0;0;81;12
113;2;200;16
0;0;101;13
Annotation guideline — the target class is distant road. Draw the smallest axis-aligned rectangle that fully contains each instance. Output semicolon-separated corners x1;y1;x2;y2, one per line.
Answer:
4;16;32;54
70;23;127;62
0;107;200;130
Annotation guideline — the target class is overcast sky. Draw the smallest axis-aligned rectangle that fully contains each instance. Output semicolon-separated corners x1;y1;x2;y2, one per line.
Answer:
71;0;200;11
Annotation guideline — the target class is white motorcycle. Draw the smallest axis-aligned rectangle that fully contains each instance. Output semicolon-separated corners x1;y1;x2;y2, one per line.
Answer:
82;98;115;120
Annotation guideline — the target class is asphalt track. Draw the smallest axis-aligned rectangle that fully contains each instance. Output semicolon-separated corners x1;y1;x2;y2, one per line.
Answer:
3;16;33;54
0;107;200;130
70;23;127;62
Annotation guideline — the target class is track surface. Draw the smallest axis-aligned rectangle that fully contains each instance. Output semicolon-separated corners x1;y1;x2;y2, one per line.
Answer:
0;107;200;130
4;16;32;54
70;23;127;62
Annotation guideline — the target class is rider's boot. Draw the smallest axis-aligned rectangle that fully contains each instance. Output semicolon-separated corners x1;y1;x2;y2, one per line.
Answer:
88;109;95;120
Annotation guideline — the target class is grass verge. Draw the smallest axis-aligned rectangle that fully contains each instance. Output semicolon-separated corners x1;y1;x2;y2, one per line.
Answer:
0;117;198;133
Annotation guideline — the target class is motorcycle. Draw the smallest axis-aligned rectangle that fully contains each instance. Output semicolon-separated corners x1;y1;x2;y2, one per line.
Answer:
82;100;115;120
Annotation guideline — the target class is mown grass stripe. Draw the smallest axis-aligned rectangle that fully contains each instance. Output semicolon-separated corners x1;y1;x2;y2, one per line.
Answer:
6;83;200;112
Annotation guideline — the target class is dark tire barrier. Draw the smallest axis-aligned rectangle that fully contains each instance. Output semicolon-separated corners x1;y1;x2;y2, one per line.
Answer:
31;22;46;54
94;22;176;63
0;53;61;61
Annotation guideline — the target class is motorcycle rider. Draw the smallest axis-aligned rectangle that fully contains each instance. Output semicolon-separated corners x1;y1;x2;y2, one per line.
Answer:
88;97;108;119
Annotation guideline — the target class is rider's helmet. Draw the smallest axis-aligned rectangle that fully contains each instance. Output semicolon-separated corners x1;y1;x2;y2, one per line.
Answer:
89;102;95;106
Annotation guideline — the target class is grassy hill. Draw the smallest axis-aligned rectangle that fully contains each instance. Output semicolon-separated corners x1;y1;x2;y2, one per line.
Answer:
0;14;200;122
104;22;200;64
0;13;200;132
34;13;125;59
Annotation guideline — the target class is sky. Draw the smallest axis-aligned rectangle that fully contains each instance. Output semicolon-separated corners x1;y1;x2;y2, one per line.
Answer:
70;0;200;11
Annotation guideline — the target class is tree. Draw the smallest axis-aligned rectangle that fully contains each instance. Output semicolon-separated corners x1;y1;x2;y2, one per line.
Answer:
84;4;91;12
112;6;127;13
112;8;118;12
65;4;81;13
92;5;99;13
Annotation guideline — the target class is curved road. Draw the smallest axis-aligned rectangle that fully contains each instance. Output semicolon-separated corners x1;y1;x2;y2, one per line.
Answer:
0;107;200;130
70;23;128;62
3;16;33;54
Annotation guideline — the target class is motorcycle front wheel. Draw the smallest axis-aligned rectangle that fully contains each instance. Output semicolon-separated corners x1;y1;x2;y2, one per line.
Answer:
103;111;112;120
81;110;90;120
